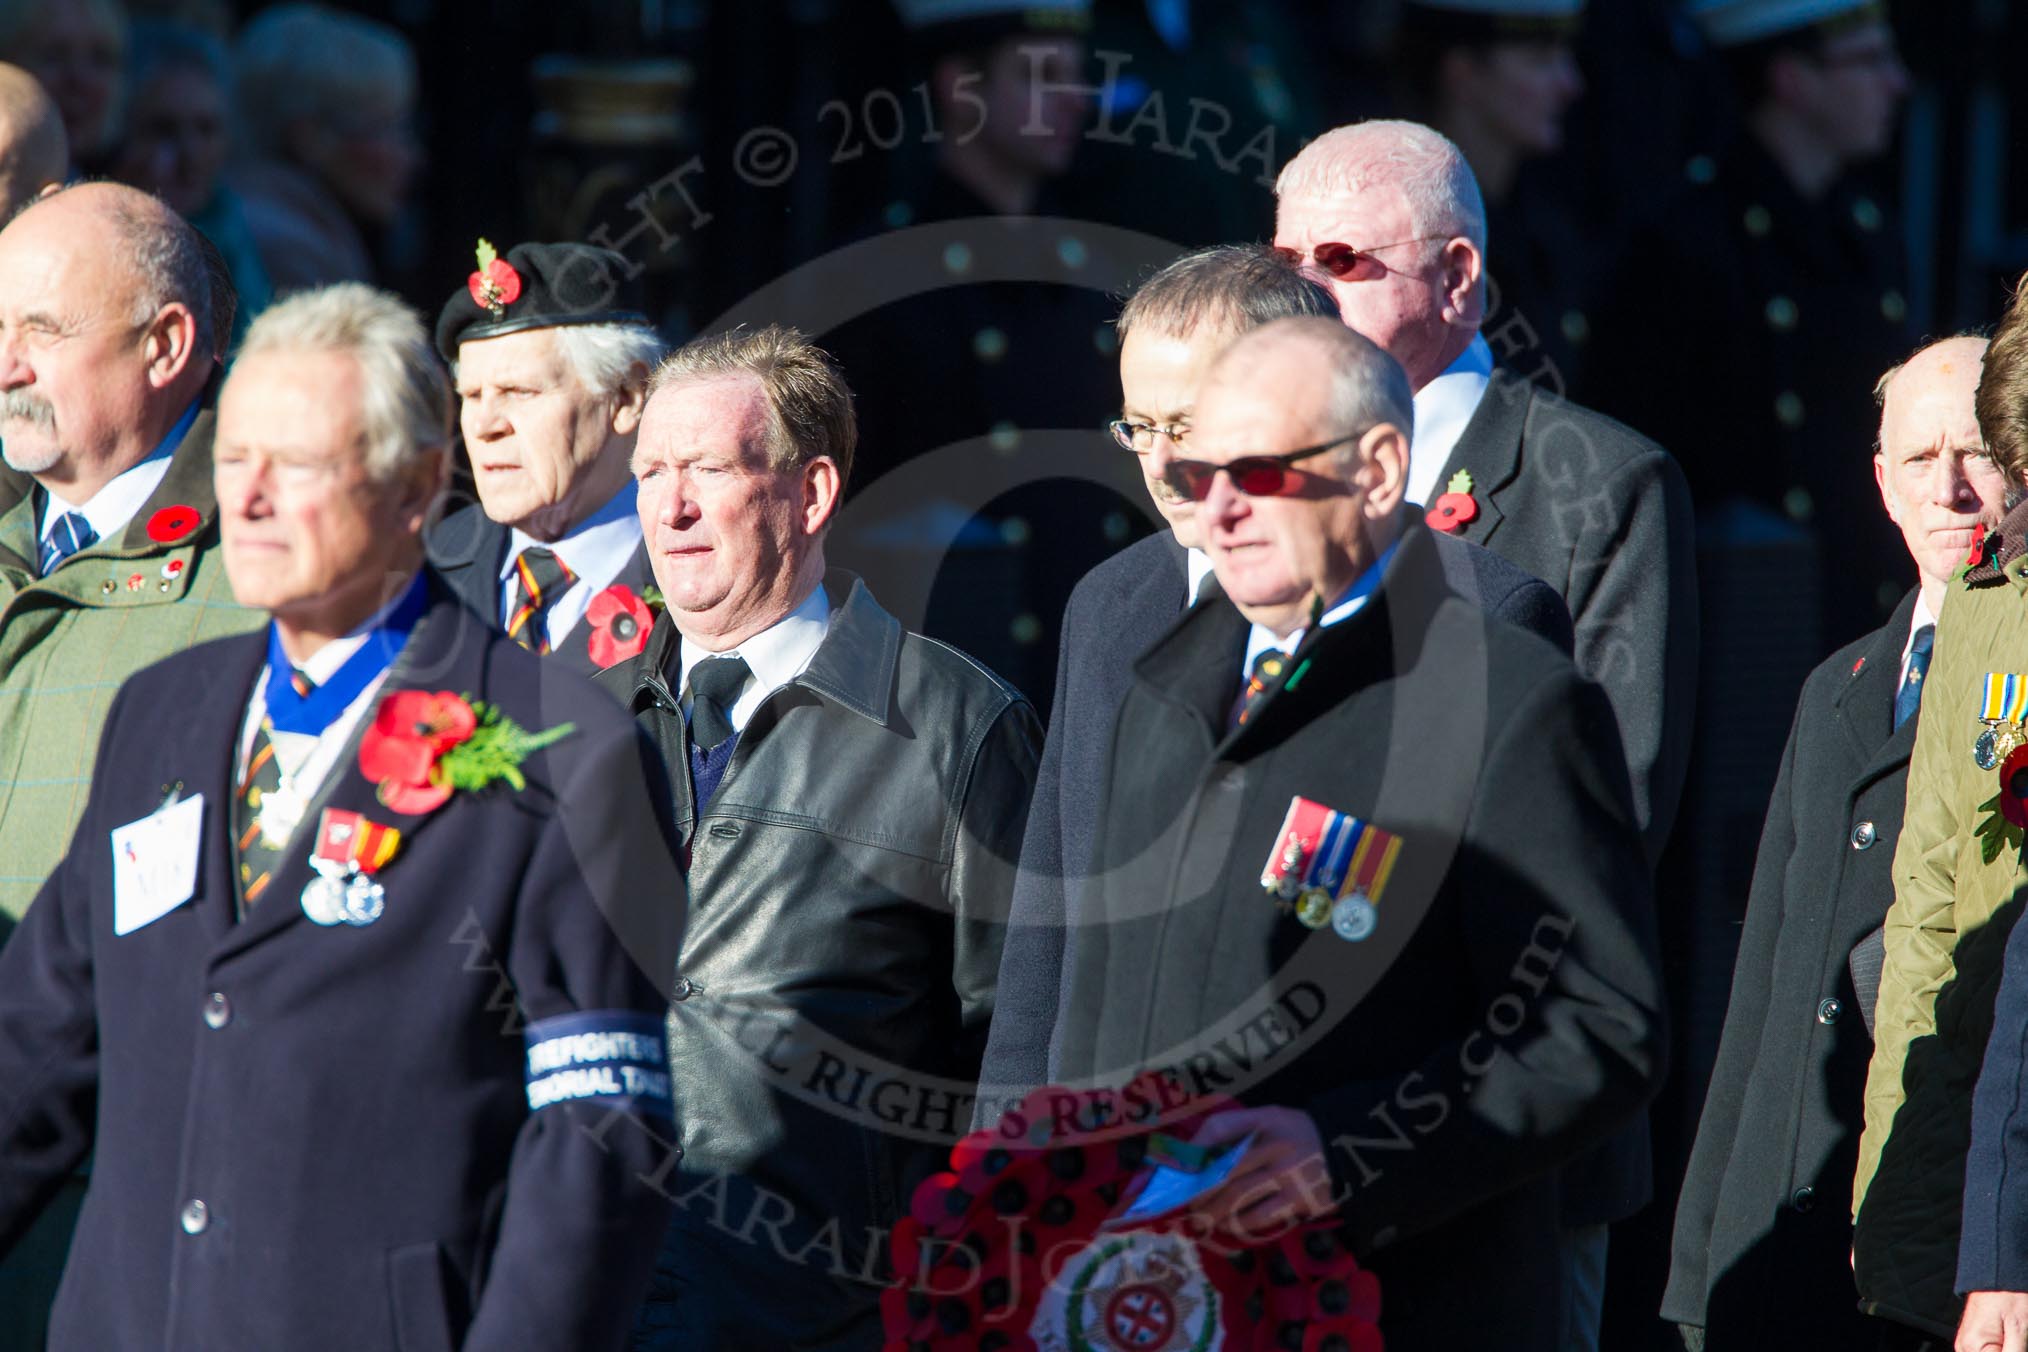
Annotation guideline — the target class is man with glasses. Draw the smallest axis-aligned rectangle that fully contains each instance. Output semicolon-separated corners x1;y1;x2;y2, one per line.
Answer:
1274;118;1696;1348
978;243;1570;1116
1051;314;1662;1351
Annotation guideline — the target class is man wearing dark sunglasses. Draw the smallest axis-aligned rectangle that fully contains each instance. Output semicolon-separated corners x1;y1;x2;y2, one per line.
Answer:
977;244;1571;1122
1275;118;1697;1348
1049;314;1662;1352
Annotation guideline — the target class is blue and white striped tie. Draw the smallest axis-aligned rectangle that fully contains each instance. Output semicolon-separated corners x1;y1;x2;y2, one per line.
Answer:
39;511;96;576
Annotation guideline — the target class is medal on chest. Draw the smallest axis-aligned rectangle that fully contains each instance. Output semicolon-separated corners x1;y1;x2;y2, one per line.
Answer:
301;808;403;927
1259;795;1402;942
1976;674;2028;770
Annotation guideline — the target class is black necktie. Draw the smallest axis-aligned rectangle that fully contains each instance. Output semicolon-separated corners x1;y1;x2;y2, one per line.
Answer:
508;547;575;654
1895;623;1935;730
233;720;287;913
688;655;751;808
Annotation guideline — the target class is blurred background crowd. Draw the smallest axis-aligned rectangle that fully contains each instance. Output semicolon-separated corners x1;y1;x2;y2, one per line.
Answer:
0;0;2011;1345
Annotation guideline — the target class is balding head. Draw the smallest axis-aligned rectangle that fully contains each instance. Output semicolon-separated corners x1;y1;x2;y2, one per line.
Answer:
0;181;213;501
1273;121;1488;391
0;63;64;218
1190;317;1414;635
1874;334;2011;606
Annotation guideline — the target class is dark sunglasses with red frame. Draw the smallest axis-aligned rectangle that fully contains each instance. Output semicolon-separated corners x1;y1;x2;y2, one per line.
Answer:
1161;434;1359;503
1273;237;1446;279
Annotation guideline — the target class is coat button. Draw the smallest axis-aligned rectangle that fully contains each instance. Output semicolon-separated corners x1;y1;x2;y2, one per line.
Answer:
202;992;231;1029
1817;997;1843;1025
1850;821;1877;850
1791;1186;1815;1213
671;977;694;1001
180;1199;209;1234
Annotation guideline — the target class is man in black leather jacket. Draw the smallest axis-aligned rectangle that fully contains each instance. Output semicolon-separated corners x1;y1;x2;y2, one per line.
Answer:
598;325;1041;1351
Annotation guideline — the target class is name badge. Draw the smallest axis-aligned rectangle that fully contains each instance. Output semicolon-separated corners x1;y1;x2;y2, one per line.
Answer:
111;793;205;935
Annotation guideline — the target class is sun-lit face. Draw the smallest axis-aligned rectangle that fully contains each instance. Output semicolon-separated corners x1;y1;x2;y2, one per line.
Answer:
1875;338;2012;594
1274;185;1474;392
1117;326;1226;549
1193;358;1375;637
633;375;839;650
216;347;437;642
0;202;161;485
457;327;639;538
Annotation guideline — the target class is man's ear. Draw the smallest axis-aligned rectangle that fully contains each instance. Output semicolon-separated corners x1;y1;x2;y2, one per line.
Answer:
611;366;650;437
143;302;201;390
802;455;842;536
1439;237;1484;330
1873;451;1899;527
1358;422;1409;520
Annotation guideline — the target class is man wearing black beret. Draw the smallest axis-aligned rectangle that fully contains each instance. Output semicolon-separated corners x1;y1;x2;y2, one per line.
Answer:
429;239;667;675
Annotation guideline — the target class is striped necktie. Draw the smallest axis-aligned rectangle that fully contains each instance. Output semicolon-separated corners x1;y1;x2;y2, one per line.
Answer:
507;547;575;655
1895;623;1935;730
232;719;288;913
1232;648;1289;728
40;511;96;576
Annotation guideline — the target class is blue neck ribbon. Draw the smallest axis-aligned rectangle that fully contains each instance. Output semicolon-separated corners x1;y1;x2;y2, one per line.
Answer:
263;575;430;736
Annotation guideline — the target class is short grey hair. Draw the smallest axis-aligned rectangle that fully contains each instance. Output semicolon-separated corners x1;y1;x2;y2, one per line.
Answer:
549;322;666;399
82;187;216;361
1275;119;1489;261
1212;316;1415;474
1116;244;1339;343
234;282;451;481
648;325;857;486
231;4;415;161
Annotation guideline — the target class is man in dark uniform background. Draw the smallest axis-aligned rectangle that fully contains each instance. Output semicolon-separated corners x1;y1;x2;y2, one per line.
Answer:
428;240;666;676
1588;0;1913;648
1666;335;2009;1350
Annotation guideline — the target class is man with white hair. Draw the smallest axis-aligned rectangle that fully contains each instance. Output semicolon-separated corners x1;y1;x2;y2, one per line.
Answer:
429;240;665;675
0;282;685;1350
1274;121;1695;1343
1052;315;1663;1351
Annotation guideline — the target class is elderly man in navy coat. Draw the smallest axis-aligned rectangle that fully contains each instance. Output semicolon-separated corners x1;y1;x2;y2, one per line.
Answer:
1666;335;2008;1349
976;242;1570;1118
0;283;684;1350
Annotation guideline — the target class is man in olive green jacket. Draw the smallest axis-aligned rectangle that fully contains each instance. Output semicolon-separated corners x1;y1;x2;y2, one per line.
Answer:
0;185;260;941
0;182;260;1348
1854;487;2028;1342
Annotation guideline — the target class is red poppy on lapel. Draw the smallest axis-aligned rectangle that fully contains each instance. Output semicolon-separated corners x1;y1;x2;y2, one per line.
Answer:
360;690;478;814
1427;469;1479;534
586;585;655;668
146;504;201;543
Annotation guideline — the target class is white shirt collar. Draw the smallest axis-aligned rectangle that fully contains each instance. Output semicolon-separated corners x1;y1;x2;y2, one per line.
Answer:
677;582;833;734
1241;537;1399;679
498;481;643;646
1405;334;1493;507
1185;546;1215;609
41;397;201;546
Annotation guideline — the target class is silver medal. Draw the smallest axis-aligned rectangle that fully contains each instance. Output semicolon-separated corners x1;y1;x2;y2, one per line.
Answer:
1331;893;1377;942
339;872;385;927
1978;727;2002;771
300;863;349;926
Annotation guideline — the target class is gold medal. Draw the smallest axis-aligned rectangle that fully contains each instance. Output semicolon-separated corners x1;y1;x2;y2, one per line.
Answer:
1295;887;1334;929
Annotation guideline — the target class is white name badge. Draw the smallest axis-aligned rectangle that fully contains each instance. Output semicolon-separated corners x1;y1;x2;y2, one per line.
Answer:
111;793;205;935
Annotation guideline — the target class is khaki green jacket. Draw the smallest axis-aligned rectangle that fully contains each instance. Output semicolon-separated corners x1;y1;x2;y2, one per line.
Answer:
1853;558;2028;1334
0;411;260;935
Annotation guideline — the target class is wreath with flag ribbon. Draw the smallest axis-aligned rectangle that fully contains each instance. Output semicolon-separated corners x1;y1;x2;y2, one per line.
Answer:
880;1078;1382;1352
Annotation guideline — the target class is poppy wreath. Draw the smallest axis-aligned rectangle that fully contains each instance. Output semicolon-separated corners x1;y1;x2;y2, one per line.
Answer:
879;1079;1382;1352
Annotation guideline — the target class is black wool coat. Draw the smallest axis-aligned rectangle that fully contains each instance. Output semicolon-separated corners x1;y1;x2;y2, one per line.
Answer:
975;512;1573;1117
0;579;686;1352
1053;523;1665;1352
1664;591;1920;1346
428;500;657;679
